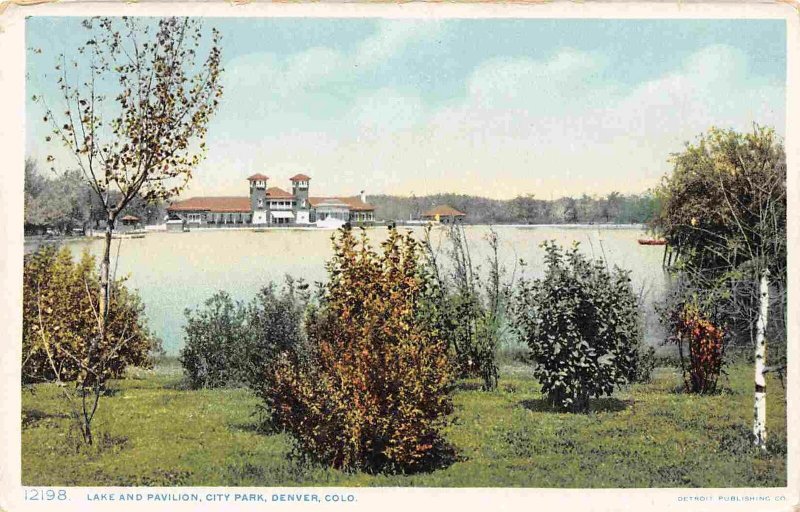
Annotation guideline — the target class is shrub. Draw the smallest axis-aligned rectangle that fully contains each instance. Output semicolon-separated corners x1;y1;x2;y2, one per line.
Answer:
244;278;311;385
670;304;725;394
22;245;154;385
631;345;657;384
179;292;250;388
422;225;512;390
657;274;728;393
513;241;643;412
259;226;454;472
179;277;308;389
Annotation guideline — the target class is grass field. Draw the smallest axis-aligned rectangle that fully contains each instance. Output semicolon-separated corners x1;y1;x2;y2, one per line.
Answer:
21;359;787;487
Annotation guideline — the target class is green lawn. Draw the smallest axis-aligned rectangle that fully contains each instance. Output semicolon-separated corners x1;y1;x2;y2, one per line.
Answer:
21;360;786;487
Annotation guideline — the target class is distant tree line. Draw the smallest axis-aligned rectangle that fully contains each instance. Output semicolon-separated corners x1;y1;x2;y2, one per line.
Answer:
26;156;659;234
368;191;660;225
24;158;168;235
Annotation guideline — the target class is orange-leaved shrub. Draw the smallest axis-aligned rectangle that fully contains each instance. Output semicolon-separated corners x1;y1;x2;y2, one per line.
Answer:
23;245;157;385
670;304;725;394
258;226;454;473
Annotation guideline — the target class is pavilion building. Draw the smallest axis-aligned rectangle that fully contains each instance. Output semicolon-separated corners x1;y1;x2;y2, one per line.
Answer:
166;173;375;228
421;205;467;224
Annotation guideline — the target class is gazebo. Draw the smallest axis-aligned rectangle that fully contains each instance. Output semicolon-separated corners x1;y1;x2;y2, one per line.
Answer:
421;205;466;224
120;215;142;230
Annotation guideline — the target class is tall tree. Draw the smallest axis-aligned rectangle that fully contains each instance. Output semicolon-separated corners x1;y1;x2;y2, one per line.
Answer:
655;125;786;450
561;197;578;223
605;191;622;223
24;159;48;231
24;158;47;202
32;16;223;443
510;194;540;224
576;193;596;223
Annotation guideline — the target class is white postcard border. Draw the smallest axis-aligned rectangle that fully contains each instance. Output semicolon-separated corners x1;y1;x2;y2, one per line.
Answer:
1;2;797;511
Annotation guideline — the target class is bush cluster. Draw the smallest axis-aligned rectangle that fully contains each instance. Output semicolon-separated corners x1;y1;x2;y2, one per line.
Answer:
179;278;308;389
513;241;644;412
258;227;454;472
22;245;156;385
181;232;659;473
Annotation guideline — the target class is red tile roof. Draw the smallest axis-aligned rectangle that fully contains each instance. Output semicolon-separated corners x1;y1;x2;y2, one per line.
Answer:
167;197;251;213
290;174;311;182
120;214;141;222
266;187;294;199
168;190;371;214
247;173;268;181
309;196;374;211
422;205;466;218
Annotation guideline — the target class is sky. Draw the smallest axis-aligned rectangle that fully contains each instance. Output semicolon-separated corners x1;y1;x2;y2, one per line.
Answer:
25;17;786;200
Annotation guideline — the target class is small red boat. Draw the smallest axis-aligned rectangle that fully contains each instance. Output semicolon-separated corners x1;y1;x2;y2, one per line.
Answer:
638;238;667;246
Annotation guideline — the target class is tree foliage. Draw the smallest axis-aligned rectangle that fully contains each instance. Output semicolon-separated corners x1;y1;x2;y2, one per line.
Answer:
34;17;224;210
24;159;93;234
259;226;454;472
654;125;786;278
653;125;786;359
514;242;644;412
22;245;156;385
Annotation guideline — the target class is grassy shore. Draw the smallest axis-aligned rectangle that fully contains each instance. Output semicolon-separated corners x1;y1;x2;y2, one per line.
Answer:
22;359;786;487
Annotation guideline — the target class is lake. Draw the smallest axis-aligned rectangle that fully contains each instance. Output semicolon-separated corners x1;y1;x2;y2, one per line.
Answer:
26;225;671;355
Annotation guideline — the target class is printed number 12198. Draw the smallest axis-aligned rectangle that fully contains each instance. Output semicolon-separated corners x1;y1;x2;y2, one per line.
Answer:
24;489;68;501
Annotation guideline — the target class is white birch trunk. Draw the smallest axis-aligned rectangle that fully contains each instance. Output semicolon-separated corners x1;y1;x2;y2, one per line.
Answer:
753;269;769;450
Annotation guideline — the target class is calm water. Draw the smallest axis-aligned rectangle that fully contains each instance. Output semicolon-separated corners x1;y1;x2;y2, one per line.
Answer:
26;225;670;355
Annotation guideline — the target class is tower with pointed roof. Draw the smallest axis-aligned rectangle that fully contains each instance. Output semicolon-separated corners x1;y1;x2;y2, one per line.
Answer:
290;173;311;224
248;173;269;225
